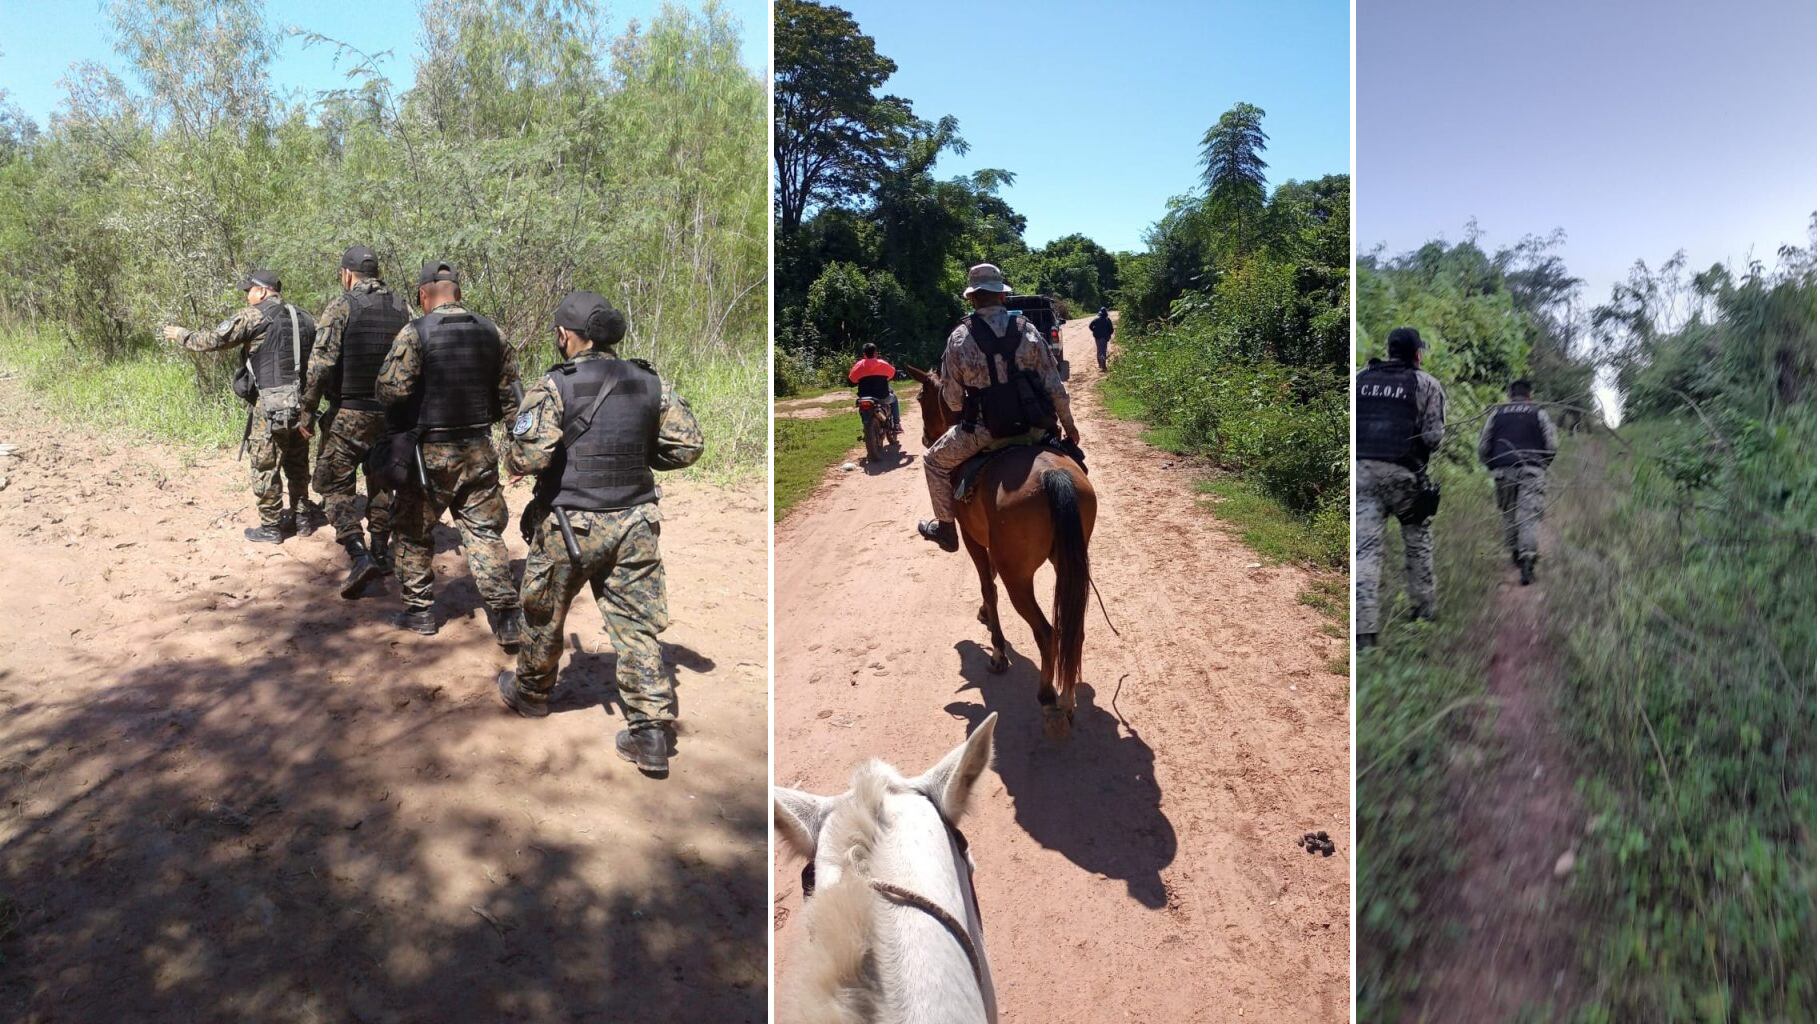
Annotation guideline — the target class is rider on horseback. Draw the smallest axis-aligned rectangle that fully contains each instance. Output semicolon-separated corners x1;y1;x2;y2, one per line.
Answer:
849;342;901;433
917;264;1080;552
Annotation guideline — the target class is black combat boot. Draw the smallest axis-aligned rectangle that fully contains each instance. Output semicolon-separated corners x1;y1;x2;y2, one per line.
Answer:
1519;555;1536;586
487;606;525;649
294;501;329;537
495;670;550;718
393;608;437;635
339;539;382;599
616;727;670;775
369;529;393;575
1357;632;1377;651
244;521;289;544
1511;549;1522;567
917;519;959;552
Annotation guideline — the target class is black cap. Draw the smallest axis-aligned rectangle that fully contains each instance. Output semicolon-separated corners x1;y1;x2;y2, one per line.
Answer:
340;245;379;275
418;261;460;287
237;268;281;292
1387;326;1425;359
554;290;627;345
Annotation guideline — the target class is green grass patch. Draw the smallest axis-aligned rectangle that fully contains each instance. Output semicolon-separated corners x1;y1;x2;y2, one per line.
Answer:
1194;476;1336;567
773;412;862;522
0;325;764;483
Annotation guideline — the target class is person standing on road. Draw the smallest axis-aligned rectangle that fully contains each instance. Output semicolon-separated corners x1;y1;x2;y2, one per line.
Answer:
298;245;413;598
375;261;524;645
1089;306;1115;371
1354;326;1446;650
916;263;1079;552
496;291;703;776
163;268;327;544
1477;379;1557;585
848;342;901;433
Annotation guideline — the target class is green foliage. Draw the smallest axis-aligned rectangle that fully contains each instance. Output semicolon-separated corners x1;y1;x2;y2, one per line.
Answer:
1199;101;1268;254
0;0;766;475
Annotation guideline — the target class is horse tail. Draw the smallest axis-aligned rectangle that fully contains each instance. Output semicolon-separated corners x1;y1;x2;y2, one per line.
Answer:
1042;468;1089;698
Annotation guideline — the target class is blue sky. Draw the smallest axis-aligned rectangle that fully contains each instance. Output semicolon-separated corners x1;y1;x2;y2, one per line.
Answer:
0;0;768;123
1359;0;1817;311
837;0;1350;253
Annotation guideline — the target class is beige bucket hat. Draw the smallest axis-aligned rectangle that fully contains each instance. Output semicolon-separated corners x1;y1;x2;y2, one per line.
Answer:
963;262;1012;297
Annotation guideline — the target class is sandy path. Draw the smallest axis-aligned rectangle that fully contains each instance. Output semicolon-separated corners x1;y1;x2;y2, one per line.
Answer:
0;376;767;1023
771;318;1350;1021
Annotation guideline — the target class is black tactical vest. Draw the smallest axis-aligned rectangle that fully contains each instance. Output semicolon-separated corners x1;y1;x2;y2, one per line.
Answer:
961;315;1052;439
338;287;411;410
415;309;505;430
1485;402;1547;469
1356;360;1423;468
248;300;314;390
543;357;662;511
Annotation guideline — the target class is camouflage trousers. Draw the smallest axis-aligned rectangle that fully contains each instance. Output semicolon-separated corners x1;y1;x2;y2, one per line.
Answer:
511;504;673;730
1356;459;1435;635
923;423;997;522
391;437;519;613
1493;465;1547;560
248;423;312;527
311;407;393;544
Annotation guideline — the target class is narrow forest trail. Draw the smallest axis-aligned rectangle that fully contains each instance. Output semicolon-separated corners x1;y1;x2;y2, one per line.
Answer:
772;318;1350;1022
0;376;769;1023
1413;477;1589;1020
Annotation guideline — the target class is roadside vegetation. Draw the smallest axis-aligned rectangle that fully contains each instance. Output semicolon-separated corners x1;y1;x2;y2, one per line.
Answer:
1355;226;1816;1021
773;0;1118;393
1107;103;1350;570
0;0;766;480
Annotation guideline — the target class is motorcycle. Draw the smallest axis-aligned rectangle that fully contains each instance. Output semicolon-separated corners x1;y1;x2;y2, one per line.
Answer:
857;395;899;463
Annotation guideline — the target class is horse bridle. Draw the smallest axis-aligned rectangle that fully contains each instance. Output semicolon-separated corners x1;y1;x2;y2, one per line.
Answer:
799;794;986;987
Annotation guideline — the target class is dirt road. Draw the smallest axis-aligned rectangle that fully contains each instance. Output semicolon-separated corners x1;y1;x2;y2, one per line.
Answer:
0;377;767;1023
772;318;1350;1021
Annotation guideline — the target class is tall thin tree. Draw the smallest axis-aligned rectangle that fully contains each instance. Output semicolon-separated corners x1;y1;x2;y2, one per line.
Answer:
1199;102;1269;255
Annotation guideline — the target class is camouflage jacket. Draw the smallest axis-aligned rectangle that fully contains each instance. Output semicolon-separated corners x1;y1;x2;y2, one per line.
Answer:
374;301;520;414
301;278;412;413
937;306;1076;433
503;349;704;480
179;296;309;361
1409;368;1448;454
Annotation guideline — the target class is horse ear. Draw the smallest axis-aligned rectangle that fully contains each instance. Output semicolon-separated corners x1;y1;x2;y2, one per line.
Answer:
774;787;834;860
916;712;997;822
904;364;932;385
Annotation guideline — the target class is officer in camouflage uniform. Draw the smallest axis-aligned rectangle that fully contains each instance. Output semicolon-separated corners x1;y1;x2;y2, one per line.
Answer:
1478;378;1557;585
375;261;524;644
163;269;328;543
916;263;1079;551
1355;326;1447;650
299;245;413;597
496;292;703;775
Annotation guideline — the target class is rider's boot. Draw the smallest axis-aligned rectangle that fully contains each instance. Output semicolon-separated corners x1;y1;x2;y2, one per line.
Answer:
917;519;959;552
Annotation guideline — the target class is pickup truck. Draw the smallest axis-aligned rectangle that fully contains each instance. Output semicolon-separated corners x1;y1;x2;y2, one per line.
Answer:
1004;295;1068;378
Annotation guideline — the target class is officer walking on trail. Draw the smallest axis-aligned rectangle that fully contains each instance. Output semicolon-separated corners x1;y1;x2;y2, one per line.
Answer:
375;261;524;645
916;263;1079;552
1354;326;1446;650
163;269;327;543
1478;378;1557;585
298;245;413;598
1090;306;1115;371
496;291;703;776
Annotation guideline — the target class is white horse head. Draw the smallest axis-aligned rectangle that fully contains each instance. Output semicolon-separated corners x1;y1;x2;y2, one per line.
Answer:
775;713;999;1024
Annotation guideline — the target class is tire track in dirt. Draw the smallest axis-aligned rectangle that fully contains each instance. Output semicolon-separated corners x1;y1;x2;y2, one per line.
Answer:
771;319;1350;1022
0;375;768;1022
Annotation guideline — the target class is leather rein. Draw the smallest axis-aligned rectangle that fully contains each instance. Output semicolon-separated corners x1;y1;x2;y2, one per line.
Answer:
799;795;985;988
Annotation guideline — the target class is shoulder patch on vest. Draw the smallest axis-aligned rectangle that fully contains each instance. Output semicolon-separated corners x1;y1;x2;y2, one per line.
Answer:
216;316;238;335
512;409;537;437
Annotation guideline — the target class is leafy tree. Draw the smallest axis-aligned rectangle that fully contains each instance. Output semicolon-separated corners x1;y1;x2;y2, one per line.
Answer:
773;0;906;234
1199;101;1268;253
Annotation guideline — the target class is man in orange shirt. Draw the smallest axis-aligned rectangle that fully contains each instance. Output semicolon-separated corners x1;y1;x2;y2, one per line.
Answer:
848;342;900;433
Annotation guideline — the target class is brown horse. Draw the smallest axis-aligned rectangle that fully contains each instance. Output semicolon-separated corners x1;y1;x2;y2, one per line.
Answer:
904;365;1097;738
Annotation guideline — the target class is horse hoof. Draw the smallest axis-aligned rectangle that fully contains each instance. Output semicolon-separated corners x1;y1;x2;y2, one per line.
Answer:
977;606;991;626
1041;705;1072;740
987;654;1009;674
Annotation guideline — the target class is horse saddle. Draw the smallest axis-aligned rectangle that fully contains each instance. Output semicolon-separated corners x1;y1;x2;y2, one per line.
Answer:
952;433;1088;505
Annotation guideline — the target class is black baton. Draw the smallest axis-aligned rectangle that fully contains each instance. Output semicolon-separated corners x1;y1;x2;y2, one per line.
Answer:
554;507;582;564
413;441;430;489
